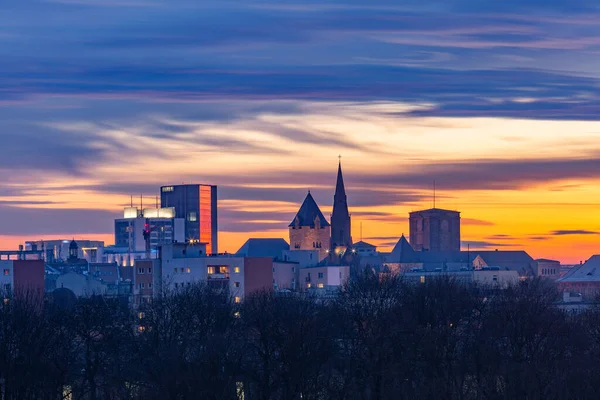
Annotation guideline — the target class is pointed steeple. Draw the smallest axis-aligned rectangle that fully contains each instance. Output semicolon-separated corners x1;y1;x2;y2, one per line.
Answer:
331;160;352;248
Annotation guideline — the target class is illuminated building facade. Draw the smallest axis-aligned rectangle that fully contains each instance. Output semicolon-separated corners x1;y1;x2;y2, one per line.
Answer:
160;184;218;253
114;206;185;253
289;192;331;261
409;208;461;252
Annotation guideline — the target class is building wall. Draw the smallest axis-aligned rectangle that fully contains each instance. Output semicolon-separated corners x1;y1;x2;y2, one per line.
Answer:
289;225;331;260
243;257;274;298
0;261;14;293
273;261;299;290
134;260;156;299
282;250;320;268
557;281;600;302
473;270;519;288
537;260;561;279
409;209;460;252
299;266;350;289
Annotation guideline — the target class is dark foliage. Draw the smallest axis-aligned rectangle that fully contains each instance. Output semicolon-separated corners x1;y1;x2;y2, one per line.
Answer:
0;278;596;399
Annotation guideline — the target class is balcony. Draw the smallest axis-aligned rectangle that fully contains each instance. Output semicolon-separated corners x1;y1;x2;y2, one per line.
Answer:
208;273;230;280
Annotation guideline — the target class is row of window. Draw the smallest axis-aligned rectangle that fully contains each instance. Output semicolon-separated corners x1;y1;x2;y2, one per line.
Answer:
138;267;152;274
138;283;153;289
542;268;557;275
306;283;325;289
173;267;191;274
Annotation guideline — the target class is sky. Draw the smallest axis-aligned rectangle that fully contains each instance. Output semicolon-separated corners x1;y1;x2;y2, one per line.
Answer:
2;0;600;263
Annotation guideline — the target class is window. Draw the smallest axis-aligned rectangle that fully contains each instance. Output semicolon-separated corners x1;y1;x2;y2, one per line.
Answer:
234;267;240;273
148;283;153;288
180;267;184;273
492;275;498;282
272;267;275;272
186;267;191;274
188;212;197;222
234;282;240;288
313;242;316;248
234;296;241;304
318;272;324;279
3;269;8;276
174;283;178;288
138;268;144;274
141;283;145;289
292;267;295;272
219;266;229;274
207;266;216;274
173;268;178;274
138;312;145;319
307;283;312;288
317;283;324;288
420;276;425;284
148;268;152;274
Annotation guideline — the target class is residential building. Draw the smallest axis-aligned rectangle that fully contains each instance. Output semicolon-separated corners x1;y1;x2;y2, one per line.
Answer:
473;251;536;277
289;192;331;260
299;265;350;291
160;184;218;253
135;243;292;302
536;258;561;279
0;253;45;298
409;208;460;252
557;255;600;301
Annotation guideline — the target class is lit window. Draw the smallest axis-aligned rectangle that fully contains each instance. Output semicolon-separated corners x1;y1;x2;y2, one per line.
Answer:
138;312;145;319
234;296;241;304
219;266;229;274
420;276;425;284
307;283;312;288
234;267;240;273
234;311;241;319
186;267;191;274
234;282;240;288
3;269;8;276
188;212;197;222
317;283;324;288
318;273;323;279
208;266;216;274
138;326;145;333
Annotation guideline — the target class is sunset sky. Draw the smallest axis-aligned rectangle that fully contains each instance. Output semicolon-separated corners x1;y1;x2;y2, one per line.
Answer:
2;0;600;263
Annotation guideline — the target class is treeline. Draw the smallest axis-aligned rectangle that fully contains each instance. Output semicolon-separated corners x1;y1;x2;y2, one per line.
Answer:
1;274;600;399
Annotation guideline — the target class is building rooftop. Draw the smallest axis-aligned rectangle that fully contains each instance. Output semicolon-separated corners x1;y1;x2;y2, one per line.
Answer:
236;238;290;258
289;192;330;228
557;255;600;283
409;207;460;216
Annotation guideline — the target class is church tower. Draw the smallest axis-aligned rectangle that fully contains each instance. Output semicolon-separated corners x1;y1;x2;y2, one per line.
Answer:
330;161;352;252
289;191;331;260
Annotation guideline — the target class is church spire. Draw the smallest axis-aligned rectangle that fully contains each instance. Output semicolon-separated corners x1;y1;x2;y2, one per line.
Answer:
331;159;352;249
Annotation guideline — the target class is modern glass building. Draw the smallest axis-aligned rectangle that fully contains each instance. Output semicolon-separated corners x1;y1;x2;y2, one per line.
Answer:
160;184;218;253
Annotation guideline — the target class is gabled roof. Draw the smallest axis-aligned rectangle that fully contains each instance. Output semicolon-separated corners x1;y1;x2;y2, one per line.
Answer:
289;192;330;228
475;250;535;276
236;238;290;259
557;255;600;282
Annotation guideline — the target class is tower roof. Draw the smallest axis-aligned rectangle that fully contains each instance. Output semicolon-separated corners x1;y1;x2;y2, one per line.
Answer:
69;239;78;250
289;192;330;228
335;161;346;200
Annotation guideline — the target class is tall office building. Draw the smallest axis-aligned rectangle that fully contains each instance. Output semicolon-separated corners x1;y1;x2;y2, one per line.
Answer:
114;206;185;253
160;184;218;253
409;208;461;252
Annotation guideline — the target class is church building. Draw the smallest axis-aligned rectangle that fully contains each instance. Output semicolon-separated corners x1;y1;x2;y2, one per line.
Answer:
289;192;331;260
330;161;352;254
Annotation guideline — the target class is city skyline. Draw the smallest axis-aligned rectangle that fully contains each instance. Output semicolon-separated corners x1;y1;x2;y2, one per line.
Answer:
4;0;600;263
